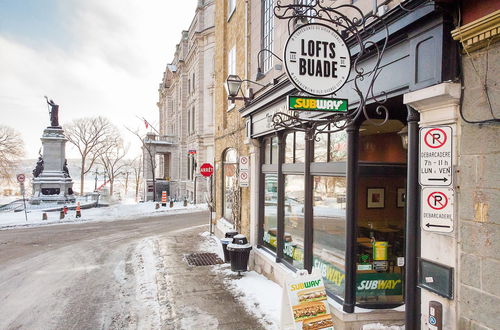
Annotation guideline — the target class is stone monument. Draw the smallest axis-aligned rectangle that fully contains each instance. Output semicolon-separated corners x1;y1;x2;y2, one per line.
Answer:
31;97;75;204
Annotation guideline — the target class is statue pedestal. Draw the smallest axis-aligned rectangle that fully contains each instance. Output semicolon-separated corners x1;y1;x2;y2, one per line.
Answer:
31;127;75;204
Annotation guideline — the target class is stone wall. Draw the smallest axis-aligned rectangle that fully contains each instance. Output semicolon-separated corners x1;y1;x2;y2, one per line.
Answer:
457;40;500;330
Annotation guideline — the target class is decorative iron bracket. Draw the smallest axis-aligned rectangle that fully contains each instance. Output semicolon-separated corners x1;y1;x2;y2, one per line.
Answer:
272;0;392;140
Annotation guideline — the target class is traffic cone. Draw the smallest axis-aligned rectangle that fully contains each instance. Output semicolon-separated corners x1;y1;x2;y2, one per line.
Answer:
76;202;81;218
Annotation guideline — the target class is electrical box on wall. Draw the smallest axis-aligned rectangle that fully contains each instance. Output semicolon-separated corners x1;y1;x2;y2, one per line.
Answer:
418;259;454;299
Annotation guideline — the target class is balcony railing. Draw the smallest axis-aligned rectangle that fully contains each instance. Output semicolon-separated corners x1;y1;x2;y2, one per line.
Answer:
144;134;177;145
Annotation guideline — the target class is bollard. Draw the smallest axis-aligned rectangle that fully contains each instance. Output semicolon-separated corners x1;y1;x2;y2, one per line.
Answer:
42;213;48;220
63;205;68;215
76;202;81;218
155;203;160;209
60;210;65;220
183;199;188;207
169;200;174;208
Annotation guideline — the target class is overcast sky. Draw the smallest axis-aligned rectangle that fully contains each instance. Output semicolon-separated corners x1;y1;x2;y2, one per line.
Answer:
0;0;197;159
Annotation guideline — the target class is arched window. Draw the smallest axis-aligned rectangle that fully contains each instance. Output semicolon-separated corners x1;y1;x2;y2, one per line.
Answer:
222;148;238;222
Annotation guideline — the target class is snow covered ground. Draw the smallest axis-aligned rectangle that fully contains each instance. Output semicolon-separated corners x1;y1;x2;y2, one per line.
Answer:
198;232;282;329
0;201;208;229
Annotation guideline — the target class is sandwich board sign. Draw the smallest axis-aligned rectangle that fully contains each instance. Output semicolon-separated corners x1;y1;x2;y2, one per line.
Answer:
281;269;334;330
419;126;453;186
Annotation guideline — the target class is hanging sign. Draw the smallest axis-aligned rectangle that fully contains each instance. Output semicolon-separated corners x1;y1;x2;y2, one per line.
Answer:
284;23;351;96
419;126;453;186
281;269;334;330
421;187;454;233
288;96;348;112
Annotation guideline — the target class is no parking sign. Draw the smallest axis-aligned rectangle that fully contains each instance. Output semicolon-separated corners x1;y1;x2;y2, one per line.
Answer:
421;187;454;233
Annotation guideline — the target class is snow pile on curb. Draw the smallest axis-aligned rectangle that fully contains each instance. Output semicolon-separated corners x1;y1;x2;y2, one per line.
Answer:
198;232;281;329
0;202;208;229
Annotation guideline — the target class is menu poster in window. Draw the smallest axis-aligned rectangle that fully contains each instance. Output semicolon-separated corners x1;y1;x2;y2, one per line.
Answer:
281;269;334;330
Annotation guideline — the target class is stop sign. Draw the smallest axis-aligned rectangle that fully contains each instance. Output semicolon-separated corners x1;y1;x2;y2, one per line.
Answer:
200;163;214;177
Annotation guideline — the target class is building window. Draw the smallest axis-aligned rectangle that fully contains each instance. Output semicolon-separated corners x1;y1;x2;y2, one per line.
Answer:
313;176;347;298
228;46;236;75
262;0;274;73
191;106;195;133
228;0;236;19
192;72;195;93
223;148;238;222
283;174;305;269
262;173;278;252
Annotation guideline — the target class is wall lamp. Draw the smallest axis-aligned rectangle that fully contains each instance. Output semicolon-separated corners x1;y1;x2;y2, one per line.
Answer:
398;125;408;150
255;49;283;81
225;74;266;105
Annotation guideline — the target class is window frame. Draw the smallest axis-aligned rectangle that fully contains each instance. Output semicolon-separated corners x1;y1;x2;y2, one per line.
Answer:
261;0;275;73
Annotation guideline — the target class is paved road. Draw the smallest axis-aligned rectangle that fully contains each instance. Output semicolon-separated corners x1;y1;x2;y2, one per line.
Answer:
0;211;263;330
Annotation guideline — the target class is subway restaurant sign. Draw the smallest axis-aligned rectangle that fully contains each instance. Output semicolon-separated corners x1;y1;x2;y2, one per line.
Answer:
288;96;348;112
284;23;351;96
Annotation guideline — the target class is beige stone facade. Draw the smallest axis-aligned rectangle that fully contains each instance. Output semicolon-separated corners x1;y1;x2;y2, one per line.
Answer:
213;0;251;236
152;0;215;202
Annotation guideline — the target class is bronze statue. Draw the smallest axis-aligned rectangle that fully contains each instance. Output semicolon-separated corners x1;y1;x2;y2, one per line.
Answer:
44;96;59;127
33;156;44;177
63;159;70;177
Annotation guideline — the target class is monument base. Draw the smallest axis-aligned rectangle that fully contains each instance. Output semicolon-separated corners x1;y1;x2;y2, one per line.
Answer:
30;126;76;205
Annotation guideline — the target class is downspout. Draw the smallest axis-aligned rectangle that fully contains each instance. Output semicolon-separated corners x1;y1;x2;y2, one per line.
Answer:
405;105;420;329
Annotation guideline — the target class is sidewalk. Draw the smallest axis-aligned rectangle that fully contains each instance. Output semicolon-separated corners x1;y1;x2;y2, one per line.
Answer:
154;225;280;330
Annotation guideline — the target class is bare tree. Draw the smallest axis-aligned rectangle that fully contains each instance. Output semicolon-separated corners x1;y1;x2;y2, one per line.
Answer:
131;155;142;201
126;128;156;201
65;117;115;194
0;125;24;184
98;136;128;196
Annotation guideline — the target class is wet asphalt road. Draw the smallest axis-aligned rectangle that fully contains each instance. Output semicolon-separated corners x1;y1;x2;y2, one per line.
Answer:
0;211;210;329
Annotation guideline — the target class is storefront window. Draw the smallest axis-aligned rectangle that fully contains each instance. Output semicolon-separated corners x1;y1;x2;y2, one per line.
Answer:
223;148;238;222
314;132;328;162
271;136;279;164
329;128;347;162
283;175;304;269
313;176;347;299
295;132;305;163
285;133;294;163
262;174;278;252
264;138;271;164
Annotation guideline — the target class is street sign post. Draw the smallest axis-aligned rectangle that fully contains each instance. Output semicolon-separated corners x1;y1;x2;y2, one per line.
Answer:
17;174;28;222
421;187;454;233
419;126;453;186
239;156;249;187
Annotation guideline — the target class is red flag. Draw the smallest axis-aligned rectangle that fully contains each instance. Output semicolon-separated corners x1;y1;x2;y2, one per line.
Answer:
144;119;149;129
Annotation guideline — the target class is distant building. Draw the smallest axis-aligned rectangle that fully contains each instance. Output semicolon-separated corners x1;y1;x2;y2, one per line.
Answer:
146;0;215;202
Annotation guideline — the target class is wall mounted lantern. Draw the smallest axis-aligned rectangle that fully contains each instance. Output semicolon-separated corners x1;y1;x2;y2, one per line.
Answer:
225;74;266;105
398;125;408;150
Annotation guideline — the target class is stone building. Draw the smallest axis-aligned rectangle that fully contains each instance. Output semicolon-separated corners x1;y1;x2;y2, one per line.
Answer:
148;0;215;202
213;0;251;237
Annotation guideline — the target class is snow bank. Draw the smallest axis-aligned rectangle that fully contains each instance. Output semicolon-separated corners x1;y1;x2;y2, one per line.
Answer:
0;202;208;229
198;232;281;329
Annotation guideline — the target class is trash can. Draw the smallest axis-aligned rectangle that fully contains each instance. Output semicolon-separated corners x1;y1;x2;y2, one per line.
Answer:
227;234;252;274
221;230;239;263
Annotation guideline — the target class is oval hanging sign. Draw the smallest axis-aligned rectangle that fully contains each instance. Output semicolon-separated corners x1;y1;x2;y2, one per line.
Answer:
284;23;351;96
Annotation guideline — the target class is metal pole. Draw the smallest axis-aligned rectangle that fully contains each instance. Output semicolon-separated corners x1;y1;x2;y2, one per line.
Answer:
344;124;359;313
276;132;285;262
303;127;314;273
22;187;28;222
94;168;99;191
209;176;213;235
405;105;420;329
194;175;197;204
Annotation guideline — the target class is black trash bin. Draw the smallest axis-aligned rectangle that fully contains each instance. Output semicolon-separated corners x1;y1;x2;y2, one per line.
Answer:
227;234;252;275
221;230;239;263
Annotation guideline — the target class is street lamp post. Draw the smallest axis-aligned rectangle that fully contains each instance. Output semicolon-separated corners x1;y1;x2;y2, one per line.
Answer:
94;167;99;191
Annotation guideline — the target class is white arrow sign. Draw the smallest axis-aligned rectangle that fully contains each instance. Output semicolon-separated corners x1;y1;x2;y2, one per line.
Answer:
421;187;454;233
419;126;453;186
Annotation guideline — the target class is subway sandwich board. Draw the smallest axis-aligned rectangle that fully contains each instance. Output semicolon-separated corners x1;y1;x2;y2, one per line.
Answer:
288;96;348;112
281;269;334;330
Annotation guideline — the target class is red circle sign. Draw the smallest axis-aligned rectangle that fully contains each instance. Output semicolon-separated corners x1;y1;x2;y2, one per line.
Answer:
424;128;447;149
427;191;448;210
200;163;214;177
17;174;25;183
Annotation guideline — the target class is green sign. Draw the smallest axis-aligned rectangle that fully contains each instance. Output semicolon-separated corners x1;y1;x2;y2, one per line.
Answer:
288;96;348;112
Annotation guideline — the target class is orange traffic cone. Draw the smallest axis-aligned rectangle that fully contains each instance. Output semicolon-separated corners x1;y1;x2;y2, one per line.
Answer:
76;202;81;218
